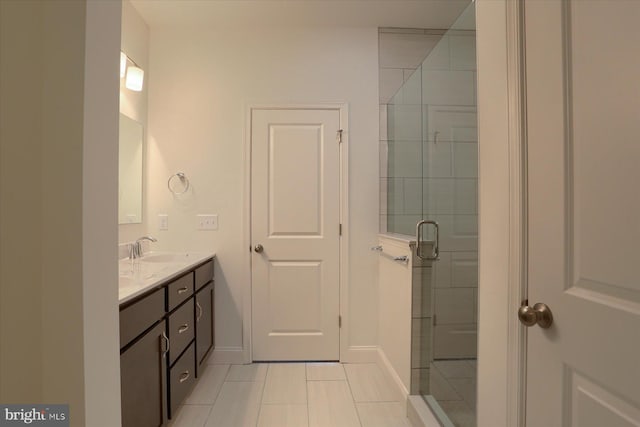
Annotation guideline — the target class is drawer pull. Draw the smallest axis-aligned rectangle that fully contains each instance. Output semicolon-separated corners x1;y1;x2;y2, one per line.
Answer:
196;301;203;322
177;286;189;294
179;371;190;383
161;331;170;356
178;324;189;334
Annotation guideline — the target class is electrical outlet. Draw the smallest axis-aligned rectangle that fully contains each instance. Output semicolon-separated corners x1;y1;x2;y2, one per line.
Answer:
197;214;218;230
158;214;169;230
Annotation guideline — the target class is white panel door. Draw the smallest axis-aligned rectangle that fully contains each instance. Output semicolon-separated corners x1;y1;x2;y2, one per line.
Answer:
525;1;640;426
251;108;341;361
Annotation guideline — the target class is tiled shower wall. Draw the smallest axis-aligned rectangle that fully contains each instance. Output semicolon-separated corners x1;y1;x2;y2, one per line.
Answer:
379;28;478;360
379;29;444;230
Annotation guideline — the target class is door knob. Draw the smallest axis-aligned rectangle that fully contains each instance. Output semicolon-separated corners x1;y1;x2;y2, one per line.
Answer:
518;301;553;328
254;244;264;253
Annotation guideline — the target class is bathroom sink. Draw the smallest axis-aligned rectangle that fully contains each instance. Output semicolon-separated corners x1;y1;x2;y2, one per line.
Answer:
118;250;215;303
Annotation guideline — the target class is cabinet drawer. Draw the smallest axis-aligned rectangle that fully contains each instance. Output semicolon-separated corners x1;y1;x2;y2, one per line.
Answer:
168;299;194;365
119;288;165;349
169;342;196;418
195;259;214;291
167;273;193;312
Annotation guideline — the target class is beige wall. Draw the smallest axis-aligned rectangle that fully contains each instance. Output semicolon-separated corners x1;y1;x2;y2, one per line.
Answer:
0;1;122;425
146;25;381;358
0;0;45;403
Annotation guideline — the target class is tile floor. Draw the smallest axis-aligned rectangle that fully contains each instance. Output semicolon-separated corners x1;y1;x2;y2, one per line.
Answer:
429;359;476;427
169;361;412;427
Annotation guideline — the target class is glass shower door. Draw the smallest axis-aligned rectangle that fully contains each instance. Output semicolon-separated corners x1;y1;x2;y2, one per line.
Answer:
385;2;478;426
420;4;478;426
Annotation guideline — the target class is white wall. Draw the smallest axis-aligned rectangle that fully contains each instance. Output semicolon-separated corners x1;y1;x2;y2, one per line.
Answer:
119;0;150;244
377;235;413;394
82;1;122;424
476;0;511;425
147;26;380;358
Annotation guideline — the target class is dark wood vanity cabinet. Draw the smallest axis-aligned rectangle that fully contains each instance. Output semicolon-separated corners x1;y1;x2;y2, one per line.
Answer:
196;281;214;373
166;286;196;420
119;257;214;427
167;297;195;366
194;259;215;374
120;321;167;427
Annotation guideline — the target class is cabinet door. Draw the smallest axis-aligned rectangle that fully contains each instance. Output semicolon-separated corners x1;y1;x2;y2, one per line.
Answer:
195;282;214;371
121;321;167;427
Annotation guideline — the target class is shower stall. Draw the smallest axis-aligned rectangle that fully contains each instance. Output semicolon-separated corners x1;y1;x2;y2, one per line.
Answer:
380;3;477;426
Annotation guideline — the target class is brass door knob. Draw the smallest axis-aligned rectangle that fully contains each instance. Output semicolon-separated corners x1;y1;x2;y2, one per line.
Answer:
254;244;264;253
518;302;553;329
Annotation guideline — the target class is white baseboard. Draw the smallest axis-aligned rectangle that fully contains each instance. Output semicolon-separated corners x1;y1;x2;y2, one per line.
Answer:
375;347;408;403
211;345;377;365
341;345;379;363
209;347;246;364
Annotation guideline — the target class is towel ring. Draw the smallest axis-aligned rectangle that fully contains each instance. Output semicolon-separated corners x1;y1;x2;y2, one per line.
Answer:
167;172;190;194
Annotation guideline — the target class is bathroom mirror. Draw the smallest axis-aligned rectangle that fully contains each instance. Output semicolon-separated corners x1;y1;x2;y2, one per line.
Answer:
119;114;143;224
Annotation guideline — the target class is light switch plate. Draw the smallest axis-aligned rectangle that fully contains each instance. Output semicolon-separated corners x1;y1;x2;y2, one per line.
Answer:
158;214;169;230
197;214;218;230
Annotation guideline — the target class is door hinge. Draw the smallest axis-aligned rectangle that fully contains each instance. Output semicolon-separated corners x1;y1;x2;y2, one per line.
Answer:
339;315;342;328
339;223;342;236
337;129;343;143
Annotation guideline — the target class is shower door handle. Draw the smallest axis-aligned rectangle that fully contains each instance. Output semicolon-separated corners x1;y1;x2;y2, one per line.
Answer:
416;220;439;260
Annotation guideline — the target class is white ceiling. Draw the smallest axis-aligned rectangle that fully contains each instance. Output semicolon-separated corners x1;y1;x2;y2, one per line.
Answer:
131;0;472;30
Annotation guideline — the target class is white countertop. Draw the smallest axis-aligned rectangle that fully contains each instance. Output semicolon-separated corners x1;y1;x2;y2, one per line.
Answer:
119;251;215;304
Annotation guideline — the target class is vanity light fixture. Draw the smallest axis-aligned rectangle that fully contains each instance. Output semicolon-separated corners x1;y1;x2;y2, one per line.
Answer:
125;66;144;92
120;51;144;92
120;51;127;78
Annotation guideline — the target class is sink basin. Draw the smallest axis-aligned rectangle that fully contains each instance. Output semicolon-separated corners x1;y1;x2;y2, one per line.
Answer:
139;252;198;264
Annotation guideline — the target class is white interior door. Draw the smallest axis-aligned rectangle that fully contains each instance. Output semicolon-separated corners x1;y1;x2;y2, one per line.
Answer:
251;107;341;361
525;1;640;425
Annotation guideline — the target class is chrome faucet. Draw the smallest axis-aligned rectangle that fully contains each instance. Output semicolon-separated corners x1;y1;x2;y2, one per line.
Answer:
129;236;157;259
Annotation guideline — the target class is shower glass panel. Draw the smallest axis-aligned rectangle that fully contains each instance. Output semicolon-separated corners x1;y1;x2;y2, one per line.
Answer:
384;2;477;426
